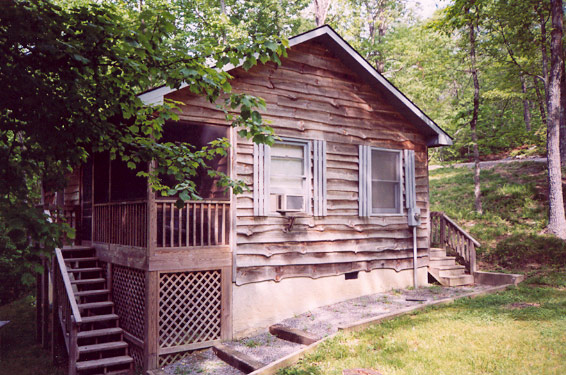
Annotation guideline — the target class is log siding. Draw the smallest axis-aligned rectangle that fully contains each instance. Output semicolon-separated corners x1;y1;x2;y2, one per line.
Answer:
165;40;430;285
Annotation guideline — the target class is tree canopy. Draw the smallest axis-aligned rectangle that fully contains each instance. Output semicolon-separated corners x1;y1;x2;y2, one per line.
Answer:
0;0;287;301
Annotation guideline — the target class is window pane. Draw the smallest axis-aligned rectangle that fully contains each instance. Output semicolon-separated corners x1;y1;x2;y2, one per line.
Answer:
372;181;399;212
270;176;304;189
271;143;304;158
271;157;304;176
372;150;399;181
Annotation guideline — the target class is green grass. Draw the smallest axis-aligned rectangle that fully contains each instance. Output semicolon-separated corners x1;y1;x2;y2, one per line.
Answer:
0;296;64;375
429;162;550;261
279;276;566;375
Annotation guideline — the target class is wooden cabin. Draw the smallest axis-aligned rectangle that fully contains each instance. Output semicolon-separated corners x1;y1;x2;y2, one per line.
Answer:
39;26;476;374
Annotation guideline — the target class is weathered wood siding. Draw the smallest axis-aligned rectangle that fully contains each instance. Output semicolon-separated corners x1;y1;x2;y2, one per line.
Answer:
166;40;430;285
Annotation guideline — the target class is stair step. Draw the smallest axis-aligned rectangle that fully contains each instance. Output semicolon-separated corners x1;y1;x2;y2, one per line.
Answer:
61;246;94;252
65;257;99;262
81;314;119;324
75;289;110;297
78;341;128;354
78;301;114;310
71;278;105;285
430;248;447;257
437;265;466;277
77;327;123;339
75;355;133;371
68;267;103;273
441;274;474;287
429;256;457;267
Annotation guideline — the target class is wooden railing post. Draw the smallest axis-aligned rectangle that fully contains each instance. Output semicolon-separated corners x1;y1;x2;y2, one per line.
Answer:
68;319;78;375
439;215;446;250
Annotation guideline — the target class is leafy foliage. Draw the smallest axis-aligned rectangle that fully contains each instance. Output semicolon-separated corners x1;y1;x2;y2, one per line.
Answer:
0;0;287;294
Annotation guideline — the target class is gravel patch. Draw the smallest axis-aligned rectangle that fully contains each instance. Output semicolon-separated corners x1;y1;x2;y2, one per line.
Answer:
224;331;305;366
161;348;244;375
161;284;497;374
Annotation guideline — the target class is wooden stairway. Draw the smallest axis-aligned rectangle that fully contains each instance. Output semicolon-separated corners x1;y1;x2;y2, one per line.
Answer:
61;246;133;375
428;247;474;286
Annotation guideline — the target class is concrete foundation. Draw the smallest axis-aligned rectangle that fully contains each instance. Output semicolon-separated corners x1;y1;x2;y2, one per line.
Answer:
232;267;428;338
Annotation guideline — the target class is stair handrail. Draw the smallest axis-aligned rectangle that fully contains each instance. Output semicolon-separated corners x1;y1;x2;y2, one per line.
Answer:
430;212;480;273
53;248;82;375
54;248;83;324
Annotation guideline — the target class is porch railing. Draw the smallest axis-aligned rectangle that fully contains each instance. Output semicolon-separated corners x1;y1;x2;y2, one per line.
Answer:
156;199;230;248
93;201;148;247
52;248;82;375
430;211;480;273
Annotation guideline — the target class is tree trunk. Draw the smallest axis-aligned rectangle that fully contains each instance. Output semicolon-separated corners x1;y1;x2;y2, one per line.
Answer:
546;0;566;238
560;57;566;164
520;74;532;131
541;7;549;100
534;76;547;124
314;0;331;26
468;4;482;214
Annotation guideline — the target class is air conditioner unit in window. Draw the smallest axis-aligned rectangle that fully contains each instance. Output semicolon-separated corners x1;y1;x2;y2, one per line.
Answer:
275;194;304;212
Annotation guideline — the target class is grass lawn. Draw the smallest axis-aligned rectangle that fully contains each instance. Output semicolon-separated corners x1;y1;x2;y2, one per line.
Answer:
280;273;566;375
0;296;64;375
429;162;549;259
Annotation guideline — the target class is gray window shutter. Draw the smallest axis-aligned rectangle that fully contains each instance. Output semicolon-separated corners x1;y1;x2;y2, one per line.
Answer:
404;149;417;209
358;145;371;217
253;143;270;216
313;140;327;217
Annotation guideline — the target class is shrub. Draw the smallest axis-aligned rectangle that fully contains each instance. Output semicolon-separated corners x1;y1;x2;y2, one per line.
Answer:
491;233;566;268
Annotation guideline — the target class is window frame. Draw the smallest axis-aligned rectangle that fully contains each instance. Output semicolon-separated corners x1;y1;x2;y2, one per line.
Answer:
268;138;311;214
369;147;403;216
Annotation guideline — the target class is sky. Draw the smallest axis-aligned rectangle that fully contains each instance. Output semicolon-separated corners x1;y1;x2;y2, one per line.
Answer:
411;0;451;19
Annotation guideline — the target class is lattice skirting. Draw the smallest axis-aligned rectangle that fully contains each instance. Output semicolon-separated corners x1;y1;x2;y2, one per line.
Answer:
159;270;222;350
126;339;145;372
112;264;146;340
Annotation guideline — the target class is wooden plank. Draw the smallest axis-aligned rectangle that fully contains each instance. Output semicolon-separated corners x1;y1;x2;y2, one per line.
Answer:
144;271;158;371
269;324;318;345
213;344;265;374
221;266;233;341
235;257;429;285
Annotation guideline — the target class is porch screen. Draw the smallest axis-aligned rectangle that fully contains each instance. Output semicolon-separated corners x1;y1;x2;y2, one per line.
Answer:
161;122;228;200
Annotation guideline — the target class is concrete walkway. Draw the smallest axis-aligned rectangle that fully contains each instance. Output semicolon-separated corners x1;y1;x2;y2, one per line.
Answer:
151;283;512;375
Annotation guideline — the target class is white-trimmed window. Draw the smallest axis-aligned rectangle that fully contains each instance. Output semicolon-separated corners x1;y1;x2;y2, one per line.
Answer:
254;139;327;217
371;149;402;214
359;146;403;216
269;140;309;213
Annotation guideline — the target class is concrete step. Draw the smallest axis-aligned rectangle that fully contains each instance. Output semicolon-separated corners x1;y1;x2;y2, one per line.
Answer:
440;274;474;287
78;341;128;355
437;265;466;277
75;355;133;372
430;248;447;258
429;256;457;267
